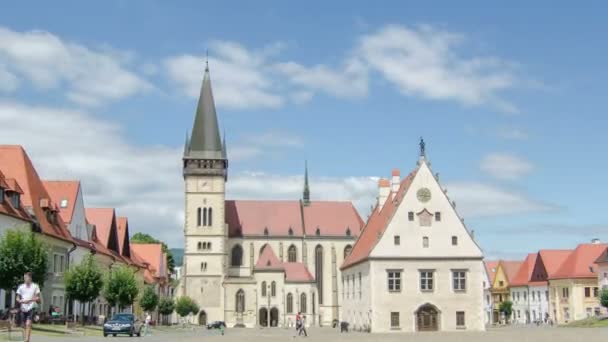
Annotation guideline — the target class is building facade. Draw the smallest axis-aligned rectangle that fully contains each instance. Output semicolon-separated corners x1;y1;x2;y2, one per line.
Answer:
340;154;486;333
178;64;363;328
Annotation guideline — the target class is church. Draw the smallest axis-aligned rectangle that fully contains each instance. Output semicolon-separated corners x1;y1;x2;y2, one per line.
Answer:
178;63;485;332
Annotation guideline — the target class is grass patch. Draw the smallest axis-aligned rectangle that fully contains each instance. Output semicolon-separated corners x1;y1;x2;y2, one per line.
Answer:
562;317;608;328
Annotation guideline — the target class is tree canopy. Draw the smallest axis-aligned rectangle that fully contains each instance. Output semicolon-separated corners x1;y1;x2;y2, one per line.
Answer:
130;232;175;273
175;296;198;317
157;297;175;316
140;286;159;313
601;289;608;309
103;265;139;310
64;255;103;324
499;300;513;320
0;229;49;290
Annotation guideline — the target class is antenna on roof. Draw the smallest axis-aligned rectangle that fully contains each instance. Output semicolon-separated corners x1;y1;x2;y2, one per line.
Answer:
205;49;209;71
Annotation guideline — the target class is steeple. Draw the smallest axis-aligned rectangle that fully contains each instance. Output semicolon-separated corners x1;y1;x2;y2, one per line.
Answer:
222;128;227;159
183;130;190;155
303;160;310;206
186;63;223;159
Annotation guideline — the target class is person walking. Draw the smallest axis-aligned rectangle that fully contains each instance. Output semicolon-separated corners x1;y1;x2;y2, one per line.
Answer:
144;312;152;336
16;272;40;342
298;315;307;337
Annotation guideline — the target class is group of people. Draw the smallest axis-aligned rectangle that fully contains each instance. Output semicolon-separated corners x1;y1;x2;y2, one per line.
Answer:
295;312;307;337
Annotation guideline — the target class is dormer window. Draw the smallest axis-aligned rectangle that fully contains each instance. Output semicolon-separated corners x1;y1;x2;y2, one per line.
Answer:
315;227;321;236
11;193;20;209
346;227;351;237
60;199;68;208
263;227;269;236
408;212;414;221
288;227;293;236
0;187;4;204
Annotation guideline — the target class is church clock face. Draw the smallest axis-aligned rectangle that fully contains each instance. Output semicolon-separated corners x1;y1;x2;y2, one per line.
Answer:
417;187;431;203
198;179;208;191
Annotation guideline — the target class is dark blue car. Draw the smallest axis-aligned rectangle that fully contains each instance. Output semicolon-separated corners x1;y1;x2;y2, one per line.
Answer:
103;313;142;337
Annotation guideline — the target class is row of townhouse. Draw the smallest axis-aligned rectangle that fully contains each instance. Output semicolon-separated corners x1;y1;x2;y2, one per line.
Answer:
0;145;171;322
485;240;608;325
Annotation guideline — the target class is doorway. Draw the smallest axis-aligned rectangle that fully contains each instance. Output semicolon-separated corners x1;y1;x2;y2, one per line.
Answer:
198;311;207;326
270;307;279;327
259;308;268;327
416;304;439;331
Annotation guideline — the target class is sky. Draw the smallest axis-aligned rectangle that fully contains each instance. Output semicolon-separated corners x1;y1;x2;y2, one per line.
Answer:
1;1;607;258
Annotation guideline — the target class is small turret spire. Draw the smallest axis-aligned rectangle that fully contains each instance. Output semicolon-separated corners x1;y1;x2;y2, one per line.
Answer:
303;160;310;206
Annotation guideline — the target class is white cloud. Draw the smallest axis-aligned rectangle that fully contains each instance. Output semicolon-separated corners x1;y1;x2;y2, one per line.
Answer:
356;24;519;113
497;126;528;140
446;181;555;218
228;131;304;162
0;27;150;106
480;153;534;180
0;63;18;92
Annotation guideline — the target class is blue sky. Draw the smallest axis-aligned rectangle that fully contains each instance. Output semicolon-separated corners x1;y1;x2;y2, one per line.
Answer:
1;1;607;256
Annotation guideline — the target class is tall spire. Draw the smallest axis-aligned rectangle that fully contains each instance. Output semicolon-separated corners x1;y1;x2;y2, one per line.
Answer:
184;130;190;154
221;128;227;159
303;160;310;206
186;61;223;159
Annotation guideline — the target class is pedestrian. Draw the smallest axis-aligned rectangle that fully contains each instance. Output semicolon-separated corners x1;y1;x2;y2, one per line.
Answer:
298;315;307;337
144;312;152;336
16;272;40;342
295;312;301;333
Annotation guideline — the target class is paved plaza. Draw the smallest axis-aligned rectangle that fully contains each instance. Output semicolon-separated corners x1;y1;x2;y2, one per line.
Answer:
19;326;608;342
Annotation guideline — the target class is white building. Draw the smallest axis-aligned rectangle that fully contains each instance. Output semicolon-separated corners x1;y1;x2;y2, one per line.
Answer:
340;152;486;333
482;262;493;325
178;64;363;328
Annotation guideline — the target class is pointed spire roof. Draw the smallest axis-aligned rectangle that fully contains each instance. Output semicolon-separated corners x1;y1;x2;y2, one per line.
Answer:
303;160;310;205
222;128;227;159
186;63;223;159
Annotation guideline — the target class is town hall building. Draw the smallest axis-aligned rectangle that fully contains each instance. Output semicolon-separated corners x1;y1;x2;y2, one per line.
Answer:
177;62;486;332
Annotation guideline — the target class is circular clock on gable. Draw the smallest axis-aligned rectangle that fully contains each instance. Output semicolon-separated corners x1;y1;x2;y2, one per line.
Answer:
417;187;432;202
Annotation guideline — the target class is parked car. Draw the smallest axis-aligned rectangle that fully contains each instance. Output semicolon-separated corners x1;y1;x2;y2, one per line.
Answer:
206;321;226;329
103;313;142;337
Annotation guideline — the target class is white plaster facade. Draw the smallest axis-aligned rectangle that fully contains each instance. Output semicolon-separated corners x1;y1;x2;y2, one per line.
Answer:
341;159;485;333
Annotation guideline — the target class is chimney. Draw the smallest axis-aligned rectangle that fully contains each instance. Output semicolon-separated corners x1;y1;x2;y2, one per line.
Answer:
378;178;390;211
592;238;601;244
391;169;400;193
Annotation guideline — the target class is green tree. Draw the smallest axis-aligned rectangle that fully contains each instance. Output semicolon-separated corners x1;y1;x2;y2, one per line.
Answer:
175;296;197;318
157;297;175;325
103;265;139;312
64;255;103;325
0;229;49;292
140;286;159;313
600;289;608;309
130;233;175;273
499;300;513;322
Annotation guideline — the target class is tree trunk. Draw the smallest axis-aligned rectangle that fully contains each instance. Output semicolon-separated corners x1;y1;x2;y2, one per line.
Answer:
81;302;86;326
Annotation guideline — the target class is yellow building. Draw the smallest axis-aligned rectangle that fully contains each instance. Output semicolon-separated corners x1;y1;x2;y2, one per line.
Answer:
489;260;522;323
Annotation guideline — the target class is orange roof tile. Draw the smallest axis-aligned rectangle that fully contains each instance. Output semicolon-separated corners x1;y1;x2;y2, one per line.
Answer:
551;243;608;280
378;178;390;187
116;217;132;258
0;146;73;242
256;244;282;269
131;244;164;278
0;169;32;223
5;178;24;194
484;260;499;284
500;260;523;283
341;171;417;269
391;169;400;177
302;201;363;237
253;244;314;282
42;181;79;224
537;249;572;279
510;253;538;286
85;208;119;252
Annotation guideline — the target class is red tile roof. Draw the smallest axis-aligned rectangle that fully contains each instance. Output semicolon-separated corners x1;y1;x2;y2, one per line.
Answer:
391;169;400;177
85;208;116;249
537;249;572;280
484;260;499;284
551;243;608;280
510;253;538;286
254;244;314;283
0;145;73;242
0;170;33;223
5;178;24;194
225;200;362;238
341;171;417;269
116;217;131;257
500;261;523;283
378;178;390;187
42;181;79;224
131;244;165;278
256;244;282;269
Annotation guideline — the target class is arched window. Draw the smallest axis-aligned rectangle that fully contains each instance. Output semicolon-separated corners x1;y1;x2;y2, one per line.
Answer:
208;207;213;226
231;245;243;266
197;242;202;250
197;208;202;226
200;262;207;271
288;245;297;262
203;208;208;226
236;289;245;313
287;293;293;313
315;245;324;304
207;242;212;250
300;293;307;313
344;245;353;259
261;281;267;297
271;281;276;297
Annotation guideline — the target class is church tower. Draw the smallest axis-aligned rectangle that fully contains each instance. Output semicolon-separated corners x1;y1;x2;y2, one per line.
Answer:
182;62;228;324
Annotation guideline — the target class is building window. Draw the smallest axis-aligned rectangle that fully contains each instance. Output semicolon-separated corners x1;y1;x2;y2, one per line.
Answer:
594;287;599;297
420;271;434;292
499;281;504;287
523;292;527;300
387;271;401;292
394;235;400;245
236;289;245;313
203;207;207;226
315;245;324;304
562;287;569;298
545;291;549;301
408;212;414;221
287;293;293;313
456;311;465;327
208;207;213;226
453;270;466;292
197;208;202;226
261;281;267;297
390;312;400;328
358;273;362;299
60;199;68;208
452;236;458;246
11;194;20;208
197;242;202;250
0;188;4;204
343;245;352;259
200;262;207;271
423;236;429;248
300;293;307;313
435;212;441;221
271;281;276;297
532;291;536;301
231;244;243;266
288;245;297;262
585;287;591;298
